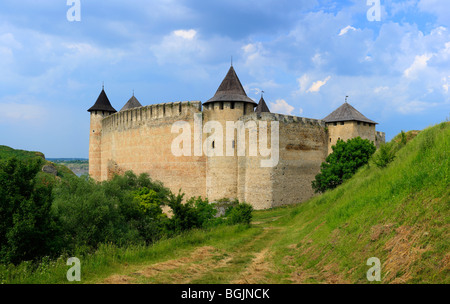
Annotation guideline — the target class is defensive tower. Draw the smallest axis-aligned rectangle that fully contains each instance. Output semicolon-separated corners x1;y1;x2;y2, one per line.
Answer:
202;65;257;201
87;87;117;180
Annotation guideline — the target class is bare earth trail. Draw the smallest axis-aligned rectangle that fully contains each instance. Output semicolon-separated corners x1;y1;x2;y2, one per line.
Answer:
101;216;283;284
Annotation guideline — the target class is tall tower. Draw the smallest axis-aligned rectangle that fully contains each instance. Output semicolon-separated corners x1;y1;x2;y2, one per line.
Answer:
203;65;257;201
87;87;117;180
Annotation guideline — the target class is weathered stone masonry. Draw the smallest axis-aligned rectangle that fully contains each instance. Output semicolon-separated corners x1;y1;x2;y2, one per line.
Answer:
88;66;385;210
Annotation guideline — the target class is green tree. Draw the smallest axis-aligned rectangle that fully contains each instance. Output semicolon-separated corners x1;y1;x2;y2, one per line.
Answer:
312;137;376;193
0;158;62;264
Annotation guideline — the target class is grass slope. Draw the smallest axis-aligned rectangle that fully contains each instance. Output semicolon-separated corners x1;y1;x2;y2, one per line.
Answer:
265;121;449;283
0;145;75;179
2;122;448;284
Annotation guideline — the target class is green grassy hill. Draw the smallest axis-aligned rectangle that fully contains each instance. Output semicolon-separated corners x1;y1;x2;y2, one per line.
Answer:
0;145;75;180
2;122;448;284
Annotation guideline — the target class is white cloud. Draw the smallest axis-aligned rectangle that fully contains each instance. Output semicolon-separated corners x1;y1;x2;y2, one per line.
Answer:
296;74;311;94
269;99;295;115
418;0;450;26
374;86;389;93
151;29;205;65
396;100;441;114
307;76;331;93
442;76;450;93
311;53;326;66
173;29;197;40
339;25;357;36
403;54;433;78
0;102;47;123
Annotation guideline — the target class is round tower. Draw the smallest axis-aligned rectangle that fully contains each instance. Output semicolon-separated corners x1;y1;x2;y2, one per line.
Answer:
203;65;257;201
87;87;117;180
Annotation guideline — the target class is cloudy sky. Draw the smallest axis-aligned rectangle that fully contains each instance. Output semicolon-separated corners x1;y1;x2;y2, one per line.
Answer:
0;0;449;158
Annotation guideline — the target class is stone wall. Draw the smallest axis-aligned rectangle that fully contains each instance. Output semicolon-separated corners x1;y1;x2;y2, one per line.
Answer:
239;113;328;209
99;101;207;201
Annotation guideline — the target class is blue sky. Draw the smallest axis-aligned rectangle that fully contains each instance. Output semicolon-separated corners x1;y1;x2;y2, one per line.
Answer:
0;0;449;158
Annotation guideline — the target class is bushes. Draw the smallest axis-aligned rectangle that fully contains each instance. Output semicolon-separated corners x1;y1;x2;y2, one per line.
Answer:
1;163;255;264
0;158;63;264
312;137;376;193
373;143;396;168
226;203;254;225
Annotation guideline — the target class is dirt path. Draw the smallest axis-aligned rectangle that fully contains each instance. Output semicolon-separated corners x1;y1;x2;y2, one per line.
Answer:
101;217;282;284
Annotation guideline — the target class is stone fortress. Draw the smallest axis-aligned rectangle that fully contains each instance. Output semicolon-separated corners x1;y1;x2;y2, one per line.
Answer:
88;66;385;210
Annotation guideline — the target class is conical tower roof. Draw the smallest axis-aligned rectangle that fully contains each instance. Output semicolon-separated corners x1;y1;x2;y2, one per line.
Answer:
204;66;257;105
323;102;377;124
87;89;117;113
255;96;270;114
120;95;142;111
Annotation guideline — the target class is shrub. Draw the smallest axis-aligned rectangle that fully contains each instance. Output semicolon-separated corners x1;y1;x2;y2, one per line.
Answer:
373;143;396;168
226;203;254;225
312;137;376;193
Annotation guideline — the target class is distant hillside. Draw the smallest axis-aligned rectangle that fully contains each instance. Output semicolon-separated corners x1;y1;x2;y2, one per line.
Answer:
48;159;89;177
0;145;76;179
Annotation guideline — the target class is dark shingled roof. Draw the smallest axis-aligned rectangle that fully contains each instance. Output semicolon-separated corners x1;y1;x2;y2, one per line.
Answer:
87;89;117;113
204;66;257;105
323;103;377;124
255;96;270;114
120;95;142;111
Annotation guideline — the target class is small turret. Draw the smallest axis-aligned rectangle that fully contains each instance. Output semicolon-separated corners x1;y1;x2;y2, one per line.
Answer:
255;95;271;115
120;95;142;112
323;102;378;155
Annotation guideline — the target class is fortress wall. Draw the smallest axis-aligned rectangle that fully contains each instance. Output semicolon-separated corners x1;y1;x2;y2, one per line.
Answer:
100;101;207;200
239;113;327;209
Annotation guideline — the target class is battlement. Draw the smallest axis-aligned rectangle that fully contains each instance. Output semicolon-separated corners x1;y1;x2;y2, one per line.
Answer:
102;100;202;132
239;112;326;127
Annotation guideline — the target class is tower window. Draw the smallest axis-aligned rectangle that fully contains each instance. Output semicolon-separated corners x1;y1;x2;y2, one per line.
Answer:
220;102;224;110
212;141;215;149
330;138;331;143
340;122;344;125
231;102;235;109
232;140;235;149
333;122;337;126
357;122;361;125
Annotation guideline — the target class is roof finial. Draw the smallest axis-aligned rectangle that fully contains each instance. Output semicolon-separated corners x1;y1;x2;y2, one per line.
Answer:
345;95;349;103
231;56;233;67
102;81;104;90
261;90;265;98
133;89;134;97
